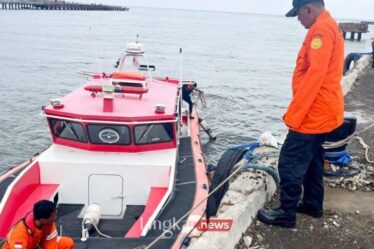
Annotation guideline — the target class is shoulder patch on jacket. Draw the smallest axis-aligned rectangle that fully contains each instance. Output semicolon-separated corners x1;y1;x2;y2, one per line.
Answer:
311;36;323;49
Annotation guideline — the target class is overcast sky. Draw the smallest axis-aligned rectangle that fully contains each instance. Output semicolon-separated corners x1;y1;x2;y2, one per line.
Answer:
78;0;374;20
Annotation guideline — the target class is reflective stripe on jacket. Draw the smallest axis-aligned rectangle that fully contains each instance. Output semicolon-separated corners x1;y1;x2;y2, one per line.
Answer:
283;11;344;134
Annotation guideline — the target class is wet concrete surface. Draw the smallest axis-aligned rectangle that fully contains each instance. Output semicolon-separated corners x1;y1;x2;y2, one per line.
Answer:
324;187;374;216
346;67;374;163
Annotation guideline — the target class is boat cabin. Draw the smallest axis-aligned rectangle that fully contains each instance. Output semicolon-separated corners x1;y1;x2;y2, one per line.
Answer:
43;42;181;153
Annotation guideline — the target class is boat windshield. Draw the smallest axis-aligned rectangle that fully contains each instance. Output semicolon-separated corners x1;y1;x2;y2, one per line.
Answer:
49;119;87;143
87;124;131;145
48;119;174;147
134;123;173;145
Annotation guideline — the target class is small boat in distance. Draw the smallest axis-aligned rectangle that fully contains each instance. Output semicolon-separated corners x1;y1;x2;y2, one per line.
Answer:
0;41;210;249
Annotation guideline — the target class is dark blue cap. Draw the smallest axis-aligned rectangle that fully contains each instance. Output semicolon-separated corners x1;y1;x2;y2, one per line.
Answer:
286;0;323;17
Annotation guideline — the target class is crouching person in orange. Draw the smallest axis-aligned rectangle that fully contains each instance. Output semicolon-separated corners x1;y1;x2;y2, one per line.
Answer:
2;200;74;249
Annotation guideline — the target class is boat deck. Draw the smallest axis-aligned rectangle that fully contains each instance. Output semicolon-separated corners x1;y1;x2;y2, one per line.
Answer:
1;137;196;249
57;204;145;238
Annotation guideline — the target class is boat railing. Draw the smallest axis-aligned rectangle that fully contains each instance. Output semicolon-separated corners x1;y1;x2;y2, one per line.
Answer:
40;112;178;125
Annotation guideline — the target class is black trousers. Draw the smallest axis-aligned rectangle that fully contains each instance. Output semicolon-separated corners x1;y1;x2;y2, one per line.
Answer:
279;130;326;215
182;92;193;114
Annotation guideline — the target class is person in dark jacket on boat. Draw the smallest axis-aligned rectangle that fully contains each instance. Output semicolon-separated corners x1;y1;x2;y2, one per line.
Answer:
182;82;197;119
2;200;74;249
257;0;344;228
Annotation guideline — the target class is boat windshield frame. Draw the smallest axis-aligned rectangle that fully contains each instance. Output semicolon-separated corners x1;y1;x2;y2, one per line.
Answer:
46;116;177;151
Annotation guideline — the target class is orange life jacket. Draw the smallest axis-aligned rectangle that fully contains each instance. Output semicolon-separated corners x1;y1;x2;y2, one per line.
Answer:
2;213;73;249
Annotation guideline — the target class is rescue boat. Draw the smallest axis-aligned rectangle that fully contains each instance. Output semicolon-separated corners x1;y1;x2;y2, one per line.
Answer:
0;42;211;249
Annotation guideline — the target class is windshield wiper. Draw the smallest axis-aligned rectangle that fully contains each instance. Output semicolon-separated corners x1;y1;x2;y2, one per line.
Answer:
138;124;154;143
64;121;80;141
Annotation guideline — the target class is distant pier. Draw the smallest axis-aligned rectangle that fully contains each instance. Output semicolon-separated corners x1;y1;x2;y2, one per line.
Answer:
339;22;369;41
361;21;374;25
0;1;129;11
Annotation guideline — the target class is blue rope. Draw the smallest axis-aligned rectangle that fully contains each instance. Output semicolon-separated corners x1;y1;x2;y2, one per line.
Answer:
241;163;280;187
230;142;280;187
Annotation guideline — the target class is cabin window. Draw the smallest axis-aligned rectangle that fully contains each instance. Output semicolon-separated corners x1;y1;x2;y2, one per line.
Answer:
49;119;87;143
87;124;131;145
113;82;144;88
134;123;173;145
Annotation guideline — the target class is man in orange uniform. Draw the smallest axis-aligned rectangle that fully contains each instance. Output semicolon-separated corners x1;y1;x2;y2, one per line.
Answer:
2;200;74;249
257;0;344;228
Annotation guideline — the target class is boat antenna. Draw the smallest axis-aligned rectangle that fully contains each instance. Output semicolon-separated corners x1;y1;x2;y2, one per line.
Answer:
136;34;139;43
89;26;104;84
179;48;183;87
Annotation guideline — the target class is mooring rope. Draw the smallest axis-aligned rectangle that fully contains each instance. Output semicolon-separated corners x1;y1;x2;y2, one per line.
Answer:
355;136;374;163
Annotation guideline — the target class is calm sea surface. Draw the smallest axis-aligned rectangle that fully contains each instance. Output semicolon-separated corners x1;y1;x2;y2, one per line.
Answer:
0;7;373;170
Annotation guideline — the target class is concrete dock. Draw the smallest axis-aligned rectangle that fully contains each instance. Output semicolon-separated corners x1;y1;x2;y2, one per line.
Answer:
361;21;374;25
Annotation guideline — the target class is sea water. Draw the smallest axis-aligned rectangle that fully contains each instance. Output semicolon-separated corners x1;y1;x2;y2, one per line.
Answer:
0;7;373;169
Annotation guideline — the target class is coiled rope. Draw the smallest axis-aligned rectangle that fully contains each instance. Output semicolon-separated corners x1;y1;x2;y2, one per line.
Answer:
81;217;112;240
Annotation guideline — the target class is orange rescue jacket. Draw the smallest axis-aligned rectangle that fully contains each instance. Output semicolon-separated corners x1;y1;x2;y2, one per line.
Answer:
283;11;344;134
2;213;58;249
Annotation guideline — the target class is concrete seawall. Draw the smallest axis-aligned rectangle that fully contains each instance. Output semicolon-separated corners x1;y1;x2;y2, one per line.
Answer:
342;55;371;96
189;146;279;249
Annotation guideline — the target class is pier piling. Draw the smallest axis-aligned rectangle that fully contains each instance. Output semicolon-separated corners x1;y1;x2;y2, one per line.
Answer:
339;23;369;41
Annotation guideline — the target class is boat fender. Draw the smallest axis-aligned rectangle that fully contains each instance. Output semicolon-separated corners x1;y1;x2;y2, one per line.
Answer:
81;204;101;241
206;147;248;218
207;164;217;181
198;118;217;140
343;53;363;75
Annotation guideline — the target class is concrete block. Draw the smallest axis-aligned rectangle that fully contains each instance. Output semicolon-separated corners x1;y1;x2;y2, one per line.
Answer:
188;168;277;249
229;172;263;195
